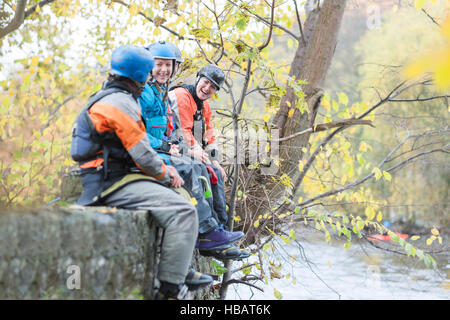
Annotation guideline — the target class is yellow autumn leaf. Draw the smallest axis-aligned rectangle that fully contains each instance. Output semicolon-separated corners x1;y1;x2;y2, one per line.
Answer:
376;212;383;222
414;0;426;10
263;113;270;123
43;56;52;64
405;18;450;89
30;56;39;69
359;141;372;152
383;171;392;182
365;207;376;220
234;215;241;222
254;220;260;228
431;227;440;236
372;167;382;180
288;108;295;118
410;235;420;241
321;99;331;111
190;197;198;206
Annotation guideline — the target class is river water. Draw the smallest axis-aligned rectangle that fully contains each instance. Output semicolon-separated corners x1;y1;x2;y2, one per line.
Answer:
228;224;449;300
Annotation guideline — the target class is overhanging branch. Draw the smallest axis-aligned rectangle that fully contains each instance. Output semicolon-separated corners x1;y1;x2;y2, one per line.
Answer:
273;119;374;142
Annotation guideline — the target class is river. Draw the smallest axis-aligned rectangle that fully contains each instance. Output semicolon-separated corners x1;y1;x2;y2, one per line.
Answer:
228;224;449;300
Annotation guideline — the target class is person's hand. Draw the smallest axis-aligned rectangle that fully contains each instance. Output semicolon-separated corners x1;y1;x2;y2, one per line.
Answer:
212;160;227;182
169;144;180;157
188;145;209;163
166;165;184;188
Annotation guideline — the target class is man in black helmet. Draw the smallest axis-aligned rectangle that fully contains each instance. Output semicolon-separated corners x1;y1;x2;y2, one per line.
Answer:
169;64;226;180
169;64;250;260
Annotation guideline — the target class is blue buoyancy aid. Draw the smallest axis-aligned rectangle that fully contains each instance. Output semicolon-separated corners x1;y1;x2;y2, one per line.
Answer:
139;82;170;149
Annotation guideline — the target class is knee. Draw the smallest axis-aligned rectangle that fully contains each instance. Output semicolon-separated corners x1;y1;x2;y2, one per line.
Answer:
179;201;199;233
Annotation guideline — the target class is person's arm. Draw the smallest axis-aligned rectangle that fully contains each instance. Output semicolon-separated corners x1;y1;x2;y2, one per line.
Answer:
89;99;171;184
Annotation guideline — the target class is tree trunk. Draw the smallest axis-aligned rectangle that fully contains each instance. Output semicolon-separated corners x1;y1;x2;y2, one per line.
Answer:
274;0;347;174
239;0;348;239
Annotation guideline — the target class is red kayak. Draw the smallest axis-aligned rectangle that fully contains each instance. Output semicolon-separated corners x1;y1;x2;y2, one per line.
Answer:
368;233;409;242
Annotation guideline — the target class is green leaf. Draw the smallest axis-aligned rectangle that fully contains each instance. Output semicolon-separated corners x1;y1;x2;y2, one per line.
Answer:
280;235;291;244
273;288;283;300
405;243;416;257
236;18;247;30
289;229;296;241
242;263;253;275
13;149;22;160
210;260;228;276
325;231;331;242
372;167;382;180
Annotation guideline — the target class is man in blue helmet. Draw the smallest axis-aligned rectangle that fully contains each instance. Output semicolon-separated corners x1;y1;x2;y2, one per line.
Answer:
70;45;212;300
139;41;249;261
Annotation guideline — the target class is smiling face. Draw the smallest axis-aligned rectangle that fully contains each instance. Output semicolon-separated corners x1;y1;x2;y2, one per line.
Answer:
196;77;218;100
152;58;173;84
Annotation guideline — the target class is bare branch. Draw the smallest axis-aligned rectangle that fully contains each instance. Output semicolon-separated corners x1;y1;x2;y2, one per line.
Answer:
223;278;264;292
24;0;55;19
273;119;374;142
220;58;253;301
293;0;306;46
257;0;275;51
388;94;450;103
421;8;440;26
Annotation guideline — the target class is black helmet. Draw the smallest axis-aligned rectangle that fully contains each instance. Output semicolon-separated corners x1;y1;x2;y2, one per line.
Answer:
197;64;225;90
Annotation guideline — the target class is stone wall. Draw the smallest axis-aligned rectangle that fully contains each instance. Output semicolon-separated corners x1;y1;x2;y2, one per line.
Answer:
0;205;212;299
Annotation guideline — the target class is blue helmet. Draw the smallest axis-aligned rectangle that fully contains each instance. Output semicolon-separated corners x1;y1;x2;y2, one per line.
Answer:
166;42;183;63
146;41;177;60
110;45;154;83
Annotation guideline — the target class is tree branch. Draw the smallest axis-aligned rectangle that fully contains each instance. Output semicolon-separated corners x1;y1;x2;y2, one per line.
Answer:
273;119;374;142
0;0;27;39
293;0;306;46
257;0;275;51
225;0;300;41
220;58;253;301
0;0;56;39
24;0;55;19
